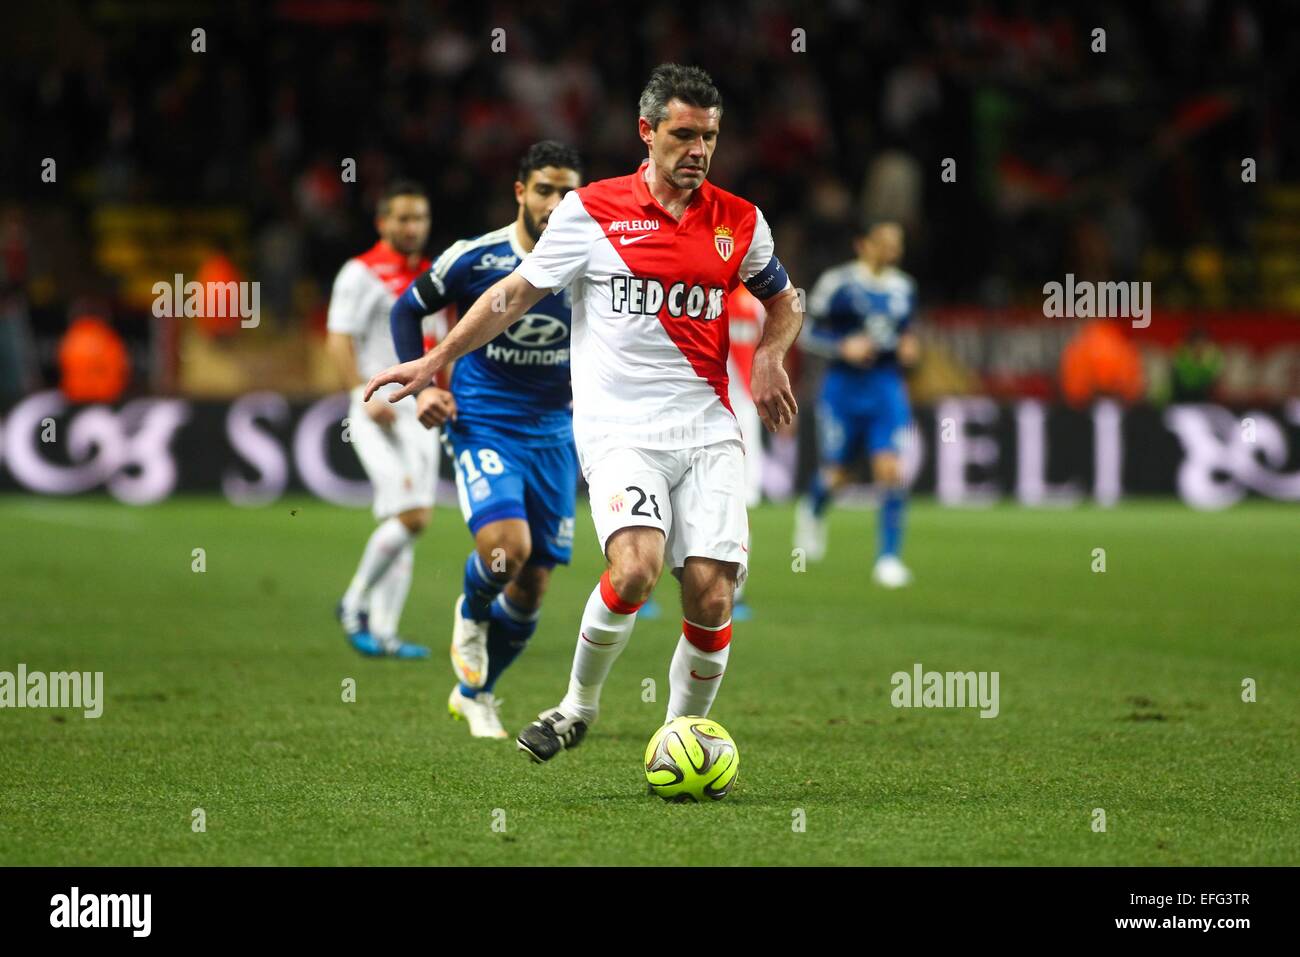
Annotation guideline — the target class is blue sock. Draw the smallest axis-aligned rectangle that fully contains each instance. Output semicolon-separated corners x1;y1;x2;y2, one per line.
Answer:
810;469;832;517
463;551;507;621
879;487;906;558
480;594;539;694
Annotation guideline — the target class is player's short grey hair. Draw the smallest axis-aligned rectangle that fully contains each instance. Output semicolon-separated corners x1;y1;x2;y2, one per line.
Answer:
638;63;723;129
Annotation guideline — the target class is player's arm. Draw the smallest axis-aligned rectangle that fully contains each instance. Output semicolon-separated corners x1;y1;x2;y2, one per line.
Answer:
750;286;801;431
389;263;459;427
366;272;548;402
738;208;801;430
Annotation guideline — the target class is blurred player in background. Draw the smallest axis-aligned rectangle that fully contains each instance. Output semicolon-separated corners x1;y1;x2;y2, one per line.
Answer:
388;141;582;739
326;181;437;657
367;64;803;763
796;220;919;587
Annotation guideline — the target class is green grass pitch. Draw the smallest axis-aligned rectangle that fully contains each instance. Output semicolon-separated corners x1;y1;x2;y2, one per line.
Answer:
1;494;1296;866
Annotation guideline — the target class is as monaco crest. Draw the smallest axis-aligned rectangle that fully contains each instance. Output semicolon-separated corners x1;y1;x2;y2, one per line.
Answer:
714;225;734;261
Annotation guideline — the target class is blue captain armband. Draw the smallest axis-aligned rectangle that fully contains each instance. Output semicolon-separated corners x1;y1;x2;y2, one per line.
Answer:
744;255;789;300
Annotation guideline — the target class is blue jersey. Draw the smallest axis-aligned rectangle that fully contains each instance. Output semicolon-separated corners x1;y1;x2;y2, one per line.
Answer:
803;261;916;374
391;223;572;446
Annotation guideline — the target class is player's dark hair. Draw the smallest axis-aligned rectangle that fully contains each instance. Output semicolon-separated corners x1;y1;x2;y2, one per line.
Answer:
517;141;583;184
377;179;428;217
638;63;723;129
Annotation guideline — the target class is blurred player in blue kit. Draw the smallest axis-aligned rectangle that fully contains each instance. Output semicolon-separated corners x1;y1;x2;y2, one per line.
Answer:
795;220;920;587
389;142;583;737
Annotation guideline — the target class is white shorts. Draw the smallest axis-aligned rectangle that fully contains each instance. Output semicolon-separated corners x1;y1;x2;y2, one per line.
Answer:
348;389;439;520
582;438;749;585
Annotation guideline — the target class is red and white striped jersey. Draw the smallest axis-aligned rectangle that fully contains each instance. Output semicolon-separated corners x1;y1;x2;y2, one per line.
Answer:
517;162;790;451
327;242;431;381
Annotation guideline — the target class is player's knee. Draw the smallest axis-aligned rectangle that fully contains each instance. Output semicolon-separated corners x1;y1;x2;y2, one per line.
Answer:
475;522;532;578
480;542;530;578
397;508;431;535
507;566;550;611
608;556;660;604
824;466;849;491
873;455;902;487
692;588;733;627
681;561;737;626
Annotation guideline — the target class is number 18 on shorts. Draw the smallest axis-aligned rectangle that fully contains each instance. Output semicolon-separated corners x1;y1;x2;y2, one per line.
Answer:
450;429;579;566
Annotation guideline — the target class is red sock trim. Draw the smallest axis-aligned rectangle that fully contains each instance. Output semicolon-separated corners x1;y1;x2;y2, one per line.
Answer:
599;570;644;615
682;618;732;652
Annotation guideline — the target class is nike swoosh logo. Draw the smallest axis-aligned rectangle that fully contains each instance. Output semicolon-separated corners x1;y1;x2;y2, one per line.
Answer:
690;670;724;681
619;234;653;245
581;631;619;646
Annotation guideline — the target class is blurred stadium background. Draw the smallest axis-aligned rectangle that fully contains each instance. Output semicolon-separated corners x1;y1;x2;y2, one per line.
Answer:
2;0;1298;509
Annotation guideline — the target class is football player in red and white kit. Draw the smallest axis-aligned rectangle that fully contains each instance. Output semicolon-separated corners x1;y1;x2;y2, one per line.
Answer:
327;180;451;659
365;65;802;761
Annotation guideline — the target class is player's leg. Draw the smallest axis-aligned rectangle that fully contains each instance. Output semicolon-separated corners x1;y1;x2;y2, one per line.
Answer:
448;433;530;688
516;447;674;763
869;374;913;588
447;516;532;737
516;525;664;762
365;506;432;657
795;395;859;561
665;440;748;722
338;397;434;657
454;440;578;739
480;439;577;694
481;562;551;693
453;517;530;685
667;557;739;720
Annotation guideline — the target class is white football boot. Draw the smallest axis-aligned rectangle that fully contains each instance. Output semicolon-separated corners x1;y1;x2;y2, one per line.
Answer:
793;498;828;562
448;686;508;739
450;595;489;689
872;554;914;588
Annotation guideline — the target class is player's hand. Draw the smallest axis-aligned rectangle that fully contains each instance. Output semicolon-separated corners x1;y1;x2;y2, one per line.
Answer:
363;396;396;428
839;333;875;367
750;348;798;432
364;356;436;403
416;387;457;429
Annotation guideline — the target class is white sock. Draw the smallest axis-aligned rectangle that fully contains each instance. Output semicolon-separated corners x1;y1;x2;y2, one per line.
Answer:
367;542;413;640
342;517;413;624
560;574;641;724
665;621;732;721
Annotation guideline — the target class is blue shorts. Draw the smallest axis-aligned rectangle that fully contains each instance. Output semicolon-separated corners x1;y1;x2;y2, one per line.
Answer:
445;423;578;566
816;367;911;466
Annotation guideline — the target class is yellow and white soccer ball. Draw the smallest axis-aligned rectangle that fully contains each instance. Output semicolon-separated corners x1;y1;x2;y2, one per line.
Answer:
644;716;739;802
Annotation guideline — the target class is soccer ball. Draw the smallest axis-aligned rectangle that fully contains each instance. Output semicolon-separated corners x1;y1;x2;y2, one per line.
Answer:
644;716;739;802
